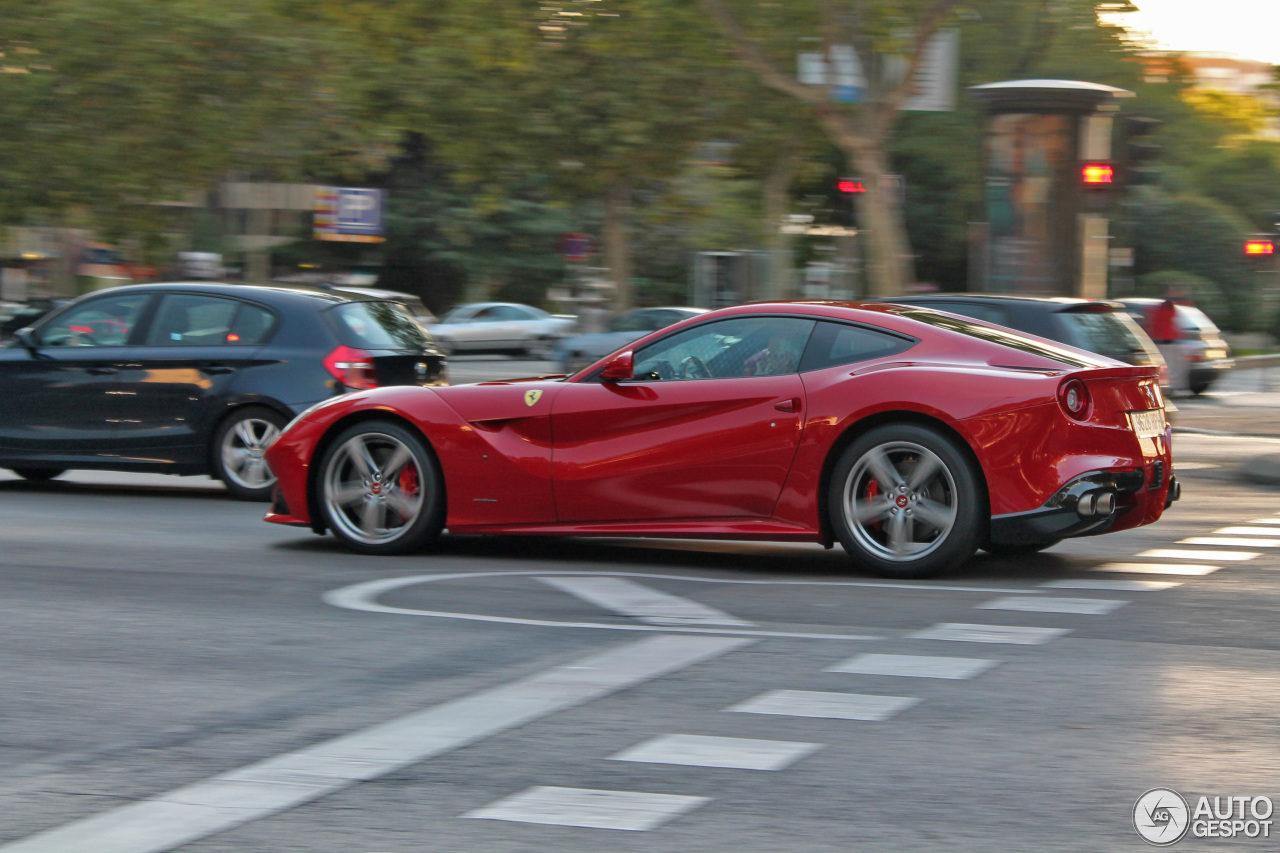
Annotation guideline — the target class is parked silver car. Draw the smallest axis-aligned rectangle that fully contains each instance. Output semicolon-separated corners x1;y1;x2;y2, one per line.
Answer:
428;302;575;358
556;306;708;373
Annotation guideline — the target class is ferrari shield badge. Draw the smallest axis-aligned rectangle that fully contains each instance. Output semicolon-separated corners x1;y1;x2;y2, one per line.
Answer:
524;389;543;407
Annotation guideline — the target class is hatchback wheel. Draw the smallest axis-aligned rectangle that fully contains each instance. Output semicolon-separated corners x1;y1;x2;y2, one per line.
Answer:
830;424;984;578
11;467;66;482
213;406;286;501
318;421;444;555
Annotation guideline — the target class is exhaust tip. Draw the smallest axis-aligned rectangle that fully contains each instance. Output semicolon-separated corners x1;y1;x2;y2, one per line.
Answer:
1078;493;1097;517
1096;491;1115;515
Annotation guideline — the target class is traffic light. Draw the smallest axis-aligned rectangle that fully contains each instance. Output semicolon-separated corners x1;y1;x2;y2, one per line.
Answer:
1245;237;1275;256
1120;115;1162;187
1081;163;1114;185
836;178;866;194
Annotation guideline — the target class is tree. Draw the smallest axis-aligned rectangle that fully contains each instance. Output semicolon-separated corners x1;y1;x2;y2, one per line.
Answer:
698;0;962;296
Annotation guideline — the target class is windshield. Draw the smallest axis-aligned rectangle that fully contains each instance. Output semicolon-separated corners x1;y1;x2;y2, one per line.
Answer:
885;305;1110;368
329;301;433;350
1053;310;1153;363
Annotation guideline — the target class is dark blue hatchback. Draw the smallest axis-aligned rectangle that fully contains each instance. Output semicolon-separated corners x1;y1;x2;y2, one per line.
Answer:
0;282;447;499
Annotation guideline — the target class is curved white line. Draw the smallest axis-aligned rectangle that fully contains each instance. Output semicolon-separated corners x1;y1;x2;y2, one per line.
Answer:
322;570;1045;640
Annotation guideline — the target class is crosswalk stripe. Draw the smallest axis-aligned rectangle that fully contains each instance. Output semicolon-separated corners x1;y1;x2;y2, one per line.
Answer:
976;596;1127;615
1180;537;1280;548
908;623;1070;644
1215;527;1280;536
1041;579;1181;591
1093;562;1218;575
825;653;997;680
726;689;920;721
1135;549;1259;561
0;635;751;853
537;576;753;627
610;734;821;771
465;786;708;831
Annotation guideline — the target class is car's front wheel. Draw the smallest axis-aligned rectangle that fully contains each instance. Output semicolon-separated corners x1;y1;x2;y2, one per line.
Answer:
213;406;286;501
829;424;985;578
318;420;444;555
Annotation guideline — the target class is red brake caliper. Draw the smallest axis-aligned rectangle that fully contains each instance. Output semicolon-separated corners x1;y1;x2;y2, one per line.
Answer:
399;464;419;496
865;478;881;530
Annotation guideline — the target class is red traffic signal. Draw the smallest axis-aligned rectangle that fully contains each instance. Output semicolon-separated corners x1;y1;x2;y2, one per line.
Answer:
836;178;866;194
1245;238;1275;256
1081;163;1114;185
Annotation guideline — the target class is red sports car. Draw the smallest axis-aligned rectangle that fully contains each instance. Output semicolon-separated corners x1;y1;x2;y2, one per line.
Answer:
264;302;1178;577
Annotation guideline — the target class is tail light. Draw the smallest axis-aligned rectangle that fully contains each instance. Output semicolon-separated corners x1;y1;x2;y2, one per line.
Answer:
1058;378;1091;420
324;345;379;390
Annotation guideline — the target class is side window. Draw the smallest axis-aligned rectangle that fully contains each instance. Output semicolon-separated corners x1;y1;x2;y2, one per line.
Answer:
930;302;1010;326
146;294;239;346
471;307;500;322
35;294;150;347
800;322;915;372
631;317;814;381
490;306;528;321
228;303;277;345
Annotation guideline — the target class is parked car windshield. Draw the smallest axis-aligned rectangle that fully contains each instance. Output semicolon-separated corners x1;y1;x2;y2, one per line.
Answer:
329;301;432;350
1053;310;1152;360
886;305;1108;368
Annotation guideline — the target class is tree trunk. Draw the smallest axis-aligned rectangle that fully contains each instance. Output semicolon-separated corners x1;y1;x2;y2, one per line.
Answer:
847;142;915;297
603;182;633;310
762;144;799;300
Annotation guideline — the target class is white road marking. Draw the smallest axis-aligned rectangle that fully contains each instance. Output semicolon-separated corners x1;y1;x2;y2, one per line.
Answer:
1215;526;1280;536
909;623;1071;644
976;596;1127;615
610;734;821;771
536;576;753;627
322;570;1050;641
1092;562;1219;576
1179;537;1280;548
825;653;997;680
0;636;750;853
1136;549;1260;561
1042;578;1181;591
465;786;708;831
1248;517;1280;524
727;689;920;722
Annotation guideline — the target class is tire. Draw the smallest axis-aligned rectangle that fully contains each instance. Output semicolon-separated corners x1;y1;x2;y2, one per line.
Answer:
829;424;985;579
525;336;555;360
318;420;445;555
983;540;1060;557
212;405;287;501
1188;381;1210;396
12;467;66;482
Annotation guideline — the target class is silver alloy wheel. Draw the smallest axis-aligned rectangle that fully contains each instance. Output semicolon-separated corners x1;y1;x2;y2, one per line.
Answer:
323;431;425;546
220;417;281;490
842;440;959;563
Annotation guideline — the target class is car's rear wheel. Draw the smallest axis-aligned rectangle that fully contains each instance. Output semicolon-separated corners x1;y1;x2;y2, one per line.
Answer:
11;467;66;482
830;424;985;579
525;336;556;360
319;420;444;555
213;406;286;501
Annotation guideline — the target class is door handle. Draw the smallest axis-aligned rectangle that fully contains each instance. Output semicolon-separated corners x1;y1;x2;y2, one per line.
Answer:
85;366;118;376
774;398;800;413
199;365;235;375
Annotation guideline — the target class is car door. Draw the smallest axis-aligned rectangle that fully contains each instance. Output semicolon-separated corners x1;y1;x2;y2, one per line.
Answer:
0;291;153;459
118;293;275;464
550;316;814;522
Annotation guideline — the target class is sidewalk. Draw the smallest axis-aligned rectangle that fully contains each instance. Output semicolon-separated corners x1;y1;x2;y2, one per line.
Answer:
1172;366;1280;485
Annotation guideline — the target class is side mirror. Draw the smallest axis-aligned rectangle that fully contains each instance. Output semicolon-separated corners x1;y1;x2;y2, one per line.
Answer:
599;350;634;382
14;328;37;352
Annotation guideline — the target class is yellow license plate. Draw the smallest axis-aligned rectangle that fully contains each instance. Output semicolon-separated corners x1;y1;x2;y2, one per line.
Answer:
1128;409;1166;437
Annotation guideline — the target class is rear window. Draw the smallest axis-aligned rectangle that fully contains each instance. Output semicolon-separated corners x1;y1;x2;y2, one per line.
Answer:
329;301;432;350
885;305;1109;368
1176;305;1219;334
1052;310;1152;362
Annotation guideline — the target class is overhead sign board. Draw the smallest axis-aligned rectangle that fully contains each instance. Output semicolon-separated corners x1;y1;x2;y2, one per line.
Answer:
315;187;386;243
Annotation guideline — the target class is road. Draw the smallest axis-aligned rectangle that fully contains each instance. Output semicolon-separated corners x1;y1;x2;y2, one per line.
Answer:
1;358;1278;851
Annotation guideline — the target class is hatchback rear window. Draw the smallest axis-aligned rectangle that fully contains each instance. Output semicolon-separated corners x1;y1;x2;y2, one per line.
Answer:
1052;310;1151;361
329;302;432;350
885;305;1109;368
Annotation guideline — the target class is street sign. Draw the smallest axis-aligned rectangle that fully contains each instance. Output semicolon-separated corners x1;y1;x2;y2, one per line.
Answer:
315;187;386;243
560;233;595;262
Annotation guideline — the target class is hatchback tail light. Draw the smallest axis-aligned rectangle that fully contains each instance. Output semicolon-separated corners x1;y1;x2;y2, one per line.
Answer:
324;345;379;390
1058;378;1091;420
